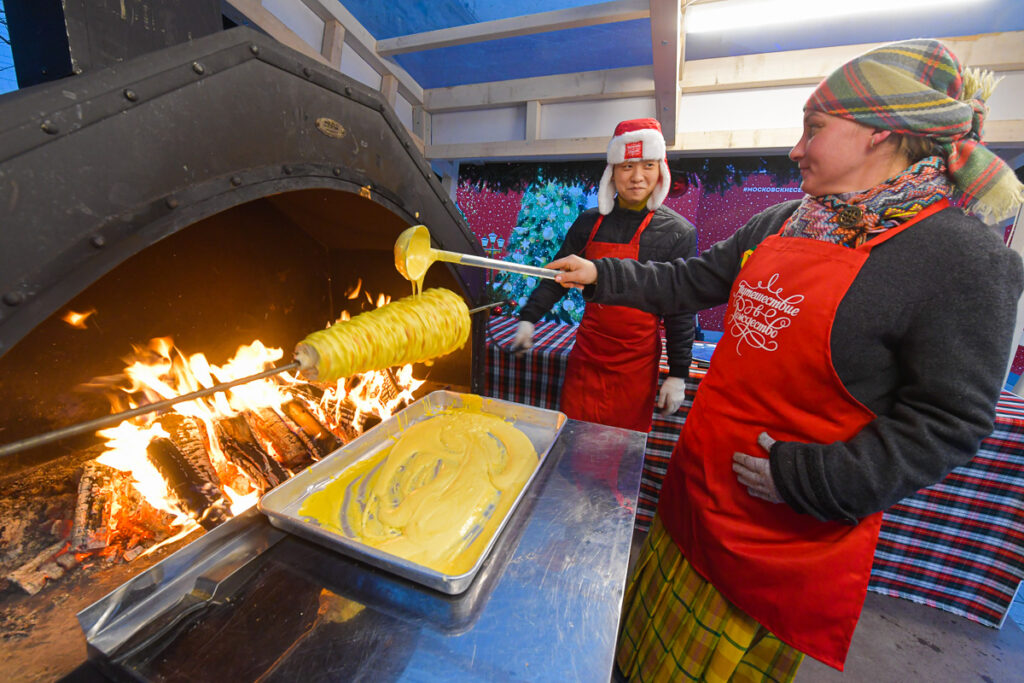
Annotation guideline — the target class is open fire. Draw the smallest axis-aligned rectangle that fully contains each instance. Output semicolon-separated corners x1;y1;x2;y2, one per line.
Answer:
2;288;424;596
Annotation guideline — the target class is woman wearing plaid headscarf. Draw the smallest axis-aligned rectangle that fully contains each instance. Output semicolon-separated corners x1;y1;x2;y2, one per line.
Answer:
550;39;1024;680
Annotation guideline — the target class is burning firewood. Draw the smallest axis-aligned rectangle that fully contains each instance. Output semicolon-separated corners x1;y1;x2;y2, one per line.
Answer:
146;438;231;530
243;407;318;470
70;462;114;552
159;414;220;486
215;415;288;492
106;473;179;552
6;540;69;595
70;460;180;558
280;398;342;457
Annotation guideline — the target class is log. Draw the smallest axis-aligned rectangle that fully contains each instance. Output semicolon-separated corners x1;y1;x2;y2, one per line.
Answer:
70;461;114;552
6;540;69;595
103;468;179;553
243;407;316;469
159;414;220;486
146;437;231;530
215;416;288;492
280;399;342;457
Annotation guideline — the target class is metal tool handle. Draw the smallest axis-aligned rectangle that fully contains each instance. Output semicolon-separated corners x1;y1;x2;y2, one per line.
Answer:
0;361;302;458
437;251;558;280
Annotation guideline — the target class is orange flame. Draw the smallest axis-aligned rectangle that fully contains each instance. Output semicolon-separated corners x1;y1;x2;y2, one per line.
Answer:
91;288;424;554
62;309;96;329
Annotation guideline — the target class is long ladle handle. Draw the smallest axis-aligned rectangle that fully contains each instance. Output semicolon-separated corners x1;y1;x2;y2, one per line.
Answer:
434;250;558;279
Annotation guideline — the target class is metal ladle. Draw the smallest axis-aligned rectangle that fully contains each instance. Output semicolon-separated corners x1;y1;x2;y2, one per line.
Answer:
394;225;557;282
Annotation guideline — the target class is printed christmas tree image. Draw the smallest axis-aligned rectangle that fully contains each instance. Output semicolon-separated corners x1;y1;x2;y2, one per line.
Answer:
487;180;590;324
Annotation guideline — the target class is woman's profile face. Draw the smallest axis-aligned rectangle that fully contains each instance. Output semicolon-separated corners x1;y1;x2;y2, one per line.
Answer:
789;111;874;196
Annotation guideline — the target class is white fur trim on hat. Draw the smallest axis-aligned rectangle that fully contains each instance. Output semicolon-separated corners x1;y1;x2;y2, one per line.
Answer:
598;119;670;215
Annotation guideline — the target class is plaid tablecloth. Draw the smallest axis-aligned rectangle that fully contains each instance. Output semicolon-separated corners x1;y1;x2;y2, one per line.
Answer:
484;315;1024;628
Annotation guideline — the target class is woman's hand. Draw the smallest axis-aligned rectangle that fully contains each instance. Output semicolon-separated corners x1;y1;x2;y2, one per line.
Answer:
732;432;783;504
546;254;597;289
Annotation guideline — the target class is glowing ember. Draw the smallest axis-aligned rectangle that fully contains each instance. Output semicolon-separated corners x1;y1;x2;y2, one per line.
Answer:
61;308;96;329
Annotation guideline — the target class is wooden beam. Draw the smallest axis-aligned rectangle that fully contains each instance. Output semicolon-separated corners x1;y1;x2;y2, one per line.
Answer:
425;119;1024;161
682;31;1024;93
380;74;398;108
423;30;1024;115
650;0;681;145
376;0;650;56
426;136;612;162
321;19;345;65
229;0;332;67
295;0;425;105
413;106;431;145
525;101;542;143
425;66;653;112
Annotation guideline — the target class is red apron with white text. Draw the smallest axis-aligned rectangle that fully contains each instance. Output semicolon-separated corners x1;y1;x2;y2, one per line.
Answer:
560;211;660;438
657;201;947;669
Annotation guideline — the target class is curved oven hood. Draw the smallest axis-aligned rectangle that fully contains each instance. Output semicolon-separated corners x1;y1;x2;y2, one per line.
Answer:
0;25;484;359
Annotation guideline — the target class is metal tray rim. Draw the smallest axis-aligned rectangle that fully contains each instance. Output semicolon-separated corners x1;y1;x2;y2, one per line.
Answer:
258;390;565;594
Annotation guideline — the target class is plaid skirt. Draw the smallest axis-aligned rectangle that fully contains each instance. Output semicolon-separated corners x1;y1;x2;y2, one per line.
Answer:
616;515;804;682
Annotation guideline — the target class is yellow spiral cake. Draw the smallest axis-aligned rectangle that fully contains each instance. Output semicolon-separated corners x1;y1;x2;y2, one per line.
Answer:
294;288;470;382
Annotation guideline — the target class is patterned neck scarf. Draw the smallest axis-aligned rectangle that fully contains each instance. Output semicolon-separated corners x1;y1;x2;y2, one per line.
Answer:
805;39;1023;223
783;156;952;248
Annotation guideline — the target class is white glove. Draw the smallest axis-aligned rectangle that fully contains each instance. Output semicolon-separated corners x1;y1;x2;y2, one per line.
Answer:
511;321;535;356
656;376;687;415
732;432;783;504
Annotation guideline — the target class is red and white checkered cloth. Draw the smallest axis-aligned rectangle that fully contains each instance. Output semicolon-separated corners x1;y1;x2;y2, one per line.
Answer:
485;315;1024;628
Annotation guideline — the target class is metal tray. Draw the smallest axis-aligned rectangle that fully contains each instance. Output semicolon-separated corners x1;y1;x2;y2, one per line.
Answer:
258;390;566;594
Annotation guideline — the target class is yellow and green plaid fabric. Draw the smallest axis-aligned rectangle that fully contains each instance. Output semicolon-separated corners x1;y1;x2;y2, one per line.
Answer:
616;515;804;682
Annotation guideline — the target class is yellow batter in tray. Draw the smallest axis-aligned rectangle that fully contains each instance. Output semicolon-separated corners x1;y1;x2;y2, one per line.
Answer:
298;397;538;575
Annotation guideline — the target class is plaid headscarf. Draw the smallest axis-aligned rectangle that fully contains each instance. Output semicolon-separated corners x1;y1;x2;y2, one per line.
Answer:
806;38;1024;223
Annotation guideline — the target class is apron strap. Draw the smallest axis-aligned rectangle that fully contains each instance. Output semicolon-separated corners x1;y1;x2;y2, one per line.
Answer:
583;211;656;250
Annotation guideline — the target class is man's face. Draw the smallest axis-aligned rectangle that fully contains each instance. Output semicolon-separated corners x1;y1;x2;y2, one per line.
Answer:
613;160;661;206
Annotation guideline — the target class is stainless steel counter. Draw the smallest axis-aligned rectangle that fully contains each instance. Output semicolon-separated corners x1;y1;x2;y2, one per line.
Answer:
78;419;647;682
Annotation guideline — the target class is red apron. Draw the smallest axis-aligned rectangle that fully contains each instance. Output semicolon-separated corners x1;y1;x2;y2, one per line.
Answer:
657;201;947;669
560;211;661;434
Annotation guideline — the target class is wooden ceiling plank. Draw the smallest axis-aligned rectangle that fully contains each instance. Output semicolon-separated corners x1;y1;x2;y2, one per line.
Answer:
426;66;654;112
376;0;650;56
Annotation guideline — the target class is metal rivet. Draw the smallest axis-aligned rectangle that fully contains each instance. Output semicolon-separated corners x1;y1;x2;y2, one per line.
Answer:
90;235;106;248
303;67;312;78
344;86;352;96
836;206;863;228
124;89;138;101
250;45;260;55
3;291;25;306
230;176;242;186
333;167;342;176
192;62;205;75
282;165;292;175
166;197;179;209
40;120;59;134
403;140;410;148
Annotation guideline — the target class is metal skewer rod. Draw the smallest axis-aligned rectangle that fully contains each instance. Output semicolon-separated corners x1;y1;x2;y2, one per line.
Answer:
467;300;511;315
0;299;511;459
0;361;302;459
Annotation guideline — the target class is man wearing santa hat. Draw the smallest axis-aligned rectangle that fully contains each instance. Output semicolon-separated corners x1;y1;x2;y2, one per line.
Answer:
512;118;697;451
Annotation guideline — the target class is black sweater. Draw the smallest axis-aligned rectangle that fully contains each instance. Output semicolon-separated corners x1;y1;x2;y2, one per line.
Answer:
589;201;1024;523
519;204;698;378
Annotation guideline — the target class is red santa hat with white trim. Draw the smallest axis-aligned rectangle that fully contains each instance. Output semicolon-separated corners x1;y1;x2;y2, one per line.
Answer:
598;117;671;215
